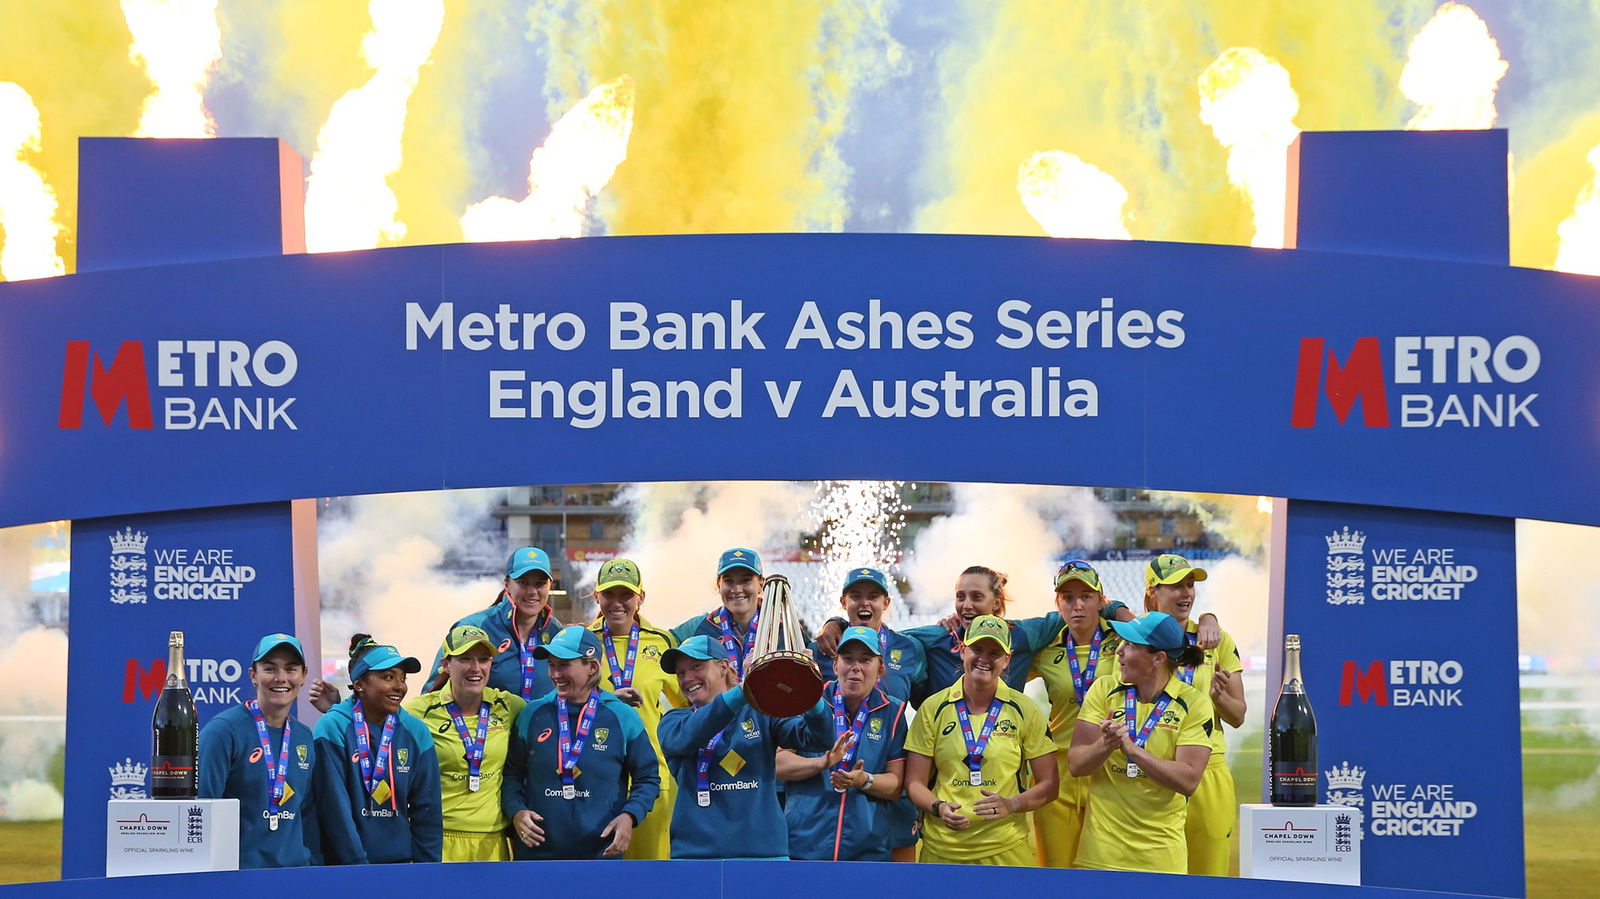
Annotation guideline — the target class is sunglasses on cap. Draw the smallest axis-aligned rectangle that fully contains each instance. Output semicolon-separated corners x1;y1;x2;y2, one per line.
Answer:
1055;559;1103;590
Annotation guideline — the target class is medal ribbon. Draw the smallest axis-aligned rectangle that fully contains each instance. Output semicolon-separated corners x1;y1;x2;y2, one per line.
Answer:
1066;627;1103;703
603;621;640;689
1124;687;1175;750
1177;630;1200;685
716;609;760;677
246;700;291;821
446;700;491;780
555;692;600;789
513;606;550;700
352;701;397;804
696;732;724;800
828;683;872;775
954;696;1002;782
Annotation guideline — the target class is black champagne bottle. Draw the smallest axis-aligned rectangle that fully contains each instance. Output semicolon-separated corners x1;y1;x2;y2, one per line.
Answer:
1269;633;1318;806
150;630;199;799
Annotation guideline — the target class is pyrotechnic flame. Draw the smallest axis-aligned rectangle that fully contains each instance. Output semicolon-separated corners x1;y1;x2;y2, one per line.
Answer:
0;83;66;281
304;0;445;253
1554;145;1600;276
121;0;222;138
1198;48;1300;249
1400;2;1507;130
806;481;909;622
1017;151;1133;239
461;76;635;242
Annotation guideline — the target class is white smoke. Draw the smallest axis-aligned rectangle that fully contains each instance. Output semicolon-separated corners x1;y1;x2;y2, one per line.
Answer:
603;481;819;632
901;483;1116;619
317;489;509;681
0;522;67;820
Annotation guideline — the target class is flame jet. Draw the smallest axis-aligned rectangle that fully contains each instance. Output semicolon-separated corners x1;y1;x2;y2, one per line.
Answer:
1400;2;1508;131
1017;151;1133;239
304;0;445;253
121;0;223;138
0;83;66;281
460;75;635;242
1198;47;1301;249
1554;146;1600;275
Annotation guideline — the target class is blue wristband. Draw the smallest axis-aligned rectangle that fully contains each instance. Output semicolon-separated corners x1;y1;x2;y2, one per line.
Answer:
722;685;747;711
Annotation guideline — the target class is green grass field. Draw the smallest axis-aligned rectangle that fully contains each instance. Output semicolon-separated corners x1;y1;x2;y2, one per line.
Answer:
4;713;1595;892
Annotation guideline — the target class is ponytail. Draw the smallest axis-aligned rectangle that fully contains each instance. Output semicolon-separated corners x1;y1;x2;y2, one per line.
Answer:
348;633;378;663
1168;644;1206;669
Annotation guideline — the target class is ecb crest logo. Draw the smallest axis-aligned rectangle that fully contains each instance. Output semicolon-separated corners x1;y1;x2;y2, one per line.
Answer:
1325;527;1367;606
1325;761;1366;811
108;527;150;605
109;757;149;800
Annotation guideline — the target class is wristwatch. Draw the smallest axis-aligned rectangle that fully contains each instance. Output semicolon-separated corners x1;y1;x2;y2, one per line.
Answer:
860;772;875;792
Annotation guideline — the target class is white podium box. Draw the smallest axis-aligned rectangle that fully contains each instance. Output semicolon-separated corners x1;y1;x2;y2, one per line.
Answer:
106;798;239;877
1239;803;1362;886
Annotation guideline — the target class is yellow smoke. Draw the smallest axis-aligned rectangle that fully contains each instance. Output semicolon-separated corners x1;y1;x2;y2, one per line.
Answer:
916;2;1422;244
1553;144;1600;275
528;1;900;234
461;75;635;242
1511;111;1600;270
0;83;66;281
1016;150;1133;239
303;0;445;253
0;5;148;273
121;0;222;138
1198;48;1300;249
1400;2;1507;131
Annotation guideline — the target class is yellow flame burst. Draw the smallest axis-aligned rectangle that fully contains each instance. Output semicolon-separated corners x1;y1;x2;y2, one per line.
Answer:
0;83;66;281
304;0;445;253
1198;47;1301;249
461;75;636;243
1400;2;1507;131
1554;145;1600;275
1016;151;1133;240
120;0;222;138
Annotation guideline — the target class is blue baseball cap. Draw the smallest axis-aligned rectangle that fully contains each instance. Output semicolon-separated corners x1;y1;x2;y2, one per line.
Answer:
532;625;603;660
252;633;305;665
506;546;553;579
842;567;890;594
1110;611;1188;654
716;548;762;577
349;644;422;680
837;625;884;656
660;635;731;673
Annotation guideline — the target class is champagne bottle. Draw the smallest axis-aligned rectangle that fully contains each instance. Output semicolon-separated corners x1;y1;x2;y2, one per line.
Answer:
1269;633;1318;806
151;630;198;799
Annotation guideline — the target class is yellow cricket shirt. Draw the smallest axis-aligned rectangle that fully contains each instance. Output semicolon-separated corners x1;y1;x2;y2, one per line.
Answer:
587;615;685;781
1030;621;1121;752
906;677;1055;861
403;686;526;833
1073;675;1214;874
1179;619;1243;758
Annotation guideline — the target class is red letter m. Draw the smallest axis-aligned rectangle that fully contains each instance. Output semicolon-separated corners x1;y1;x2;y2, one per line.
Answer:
1290;337;1390;427
58;341;154;429
123;658;166;703
1339;660;1388;706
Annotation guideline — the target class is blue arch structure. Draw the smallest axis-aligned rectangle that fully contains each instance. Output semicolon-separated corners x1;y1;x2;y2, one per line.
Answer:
8;133;1588;895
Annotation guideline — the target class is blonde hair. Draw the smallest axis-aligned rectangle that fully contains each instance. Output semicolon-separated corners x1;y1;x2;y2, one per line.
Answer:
958;565;1009;617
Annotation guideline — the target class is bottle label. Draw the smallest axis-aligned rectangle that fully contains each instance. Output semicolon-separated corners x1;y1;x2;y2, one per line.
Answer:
151;754;196;792
1271;764;1319;789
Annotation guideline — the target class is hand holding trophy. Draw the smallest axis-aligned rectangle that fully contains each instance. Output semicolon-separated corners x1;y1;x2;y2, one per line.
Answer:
742;574;826;716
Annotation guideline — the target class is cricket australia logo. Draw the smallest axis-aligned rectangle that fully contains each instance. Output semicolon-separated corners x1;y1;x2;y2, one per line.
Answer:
109;757;149;800
1325;527;1367;606
1324;761;1366;810
108;527;150;605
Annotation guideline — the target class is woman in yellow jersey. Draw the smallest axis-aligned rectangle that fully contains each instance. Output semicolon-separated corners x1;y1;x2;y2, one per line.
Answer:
585;558;686;859
905;615;1058;867
404;624;527;861
1143;553;1246;876
1069;611;1214;874
1029;560;1121;867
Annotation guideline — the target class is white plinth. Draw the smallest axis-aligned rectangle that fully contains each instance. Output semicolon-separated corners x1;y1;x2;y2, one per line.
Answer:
106;798;239;877
1239;803;1362;886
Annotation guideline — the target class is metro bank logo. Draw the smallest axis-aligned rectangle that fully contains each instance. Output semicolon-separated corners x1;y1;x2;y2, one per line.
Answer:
58;340;300;430
1290;335;1540;429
